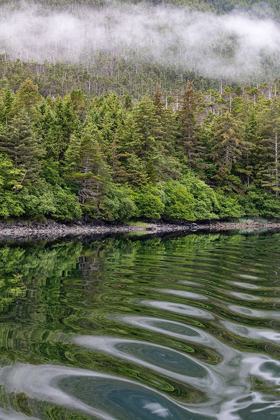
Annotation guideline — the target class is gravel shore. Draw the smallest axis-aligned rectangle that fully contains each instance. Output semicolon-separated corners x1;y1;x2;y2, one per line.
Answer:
0;220;200;240
0;219;279;240
209;221;280;231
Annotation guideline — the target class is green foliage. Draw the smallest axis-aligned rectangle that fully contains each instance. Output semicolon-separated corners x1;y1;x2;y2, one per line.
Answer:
162;181;196;220
0;191;24;218
99;185;137;221
0;273;26;313
0;154;25;217
0;182;82;220
51;185;82;220
216;191;243;218
239;186;280;218
14;79;42;112
182;172;220;220
0;76;280;222
134;185;164;220
16;186;56;217
0;153;24;191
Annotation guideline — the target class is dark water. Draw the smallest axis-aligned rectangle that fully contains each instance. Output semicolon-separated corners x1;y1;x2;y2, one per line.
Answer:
0;232;279;420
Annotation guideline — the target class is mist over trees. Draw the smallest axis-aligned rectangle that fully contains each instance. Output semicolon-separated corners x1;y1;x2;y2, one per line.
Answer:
0;2;280;82
0;1;280;223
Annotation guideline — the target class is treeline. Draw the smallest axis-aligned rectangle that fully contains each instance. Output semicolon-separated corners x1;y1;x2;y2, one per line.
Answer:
0;51;277;102
0;55;222;99
1;79;280;222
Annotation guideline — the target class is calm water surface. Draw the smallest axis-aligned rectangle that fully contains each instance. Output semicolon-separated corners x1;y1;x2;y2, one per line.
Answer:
0;232;279;419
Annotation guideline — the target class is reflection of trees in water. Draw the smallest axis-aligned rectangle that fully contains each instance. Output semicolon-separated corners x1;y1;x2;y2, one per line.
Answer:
0;233;279;419
0;232;266;323
0;389;93;420
0;233;229;365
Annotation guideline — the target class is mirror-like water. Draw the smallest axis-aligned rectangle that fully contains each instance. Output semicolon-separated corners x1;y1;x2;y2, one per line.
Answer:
0;232;279;420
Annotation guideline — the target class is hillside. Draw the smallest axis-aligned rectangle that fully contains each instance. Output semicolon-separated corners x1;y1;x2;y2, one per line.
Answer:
0;0;279;98
0;1;280;224
0;79;279;223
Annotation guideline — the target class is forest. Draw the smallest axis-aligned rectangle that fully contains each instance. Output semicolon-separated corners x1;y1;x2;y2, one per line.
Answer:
0;0;280;223
1;78;280;223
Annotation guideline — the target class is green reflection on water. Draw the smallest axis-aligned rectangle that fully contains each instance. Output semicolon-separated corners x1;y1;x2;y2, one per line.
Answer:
0;232;279;419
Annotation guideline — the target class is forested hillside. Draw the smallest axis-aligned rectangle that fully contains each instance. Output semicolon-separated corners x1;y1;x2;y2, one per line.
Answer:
0;0;280;223
1;79;280;223
0;0;279;98
0;56;220;100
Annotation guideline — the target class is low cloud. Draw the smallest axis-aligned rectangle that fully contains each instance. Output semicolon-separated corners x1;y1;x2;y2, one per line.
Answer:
0;2;279;81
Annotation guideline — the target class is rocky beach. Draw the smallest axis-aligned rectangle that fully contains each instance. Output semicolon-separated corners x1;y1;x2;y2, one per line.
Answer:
0;219;279;240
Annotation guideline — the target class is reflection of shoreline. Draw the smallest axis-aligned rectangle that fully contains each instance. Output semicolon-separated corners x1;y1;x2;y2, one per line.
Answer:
0;220;197;240
0;219;280;240
209;221;280;232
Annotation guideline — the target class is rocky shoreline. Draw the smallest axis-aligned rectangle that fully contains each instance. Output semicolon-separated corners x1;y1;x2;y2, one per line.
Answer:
209;220;280;231
0;220;200;240
0;219;280;240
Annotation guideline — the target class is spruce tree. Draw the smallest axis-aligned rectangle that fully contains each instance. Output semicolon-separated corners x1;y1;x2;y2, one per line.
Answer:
0;112;43;184
178;81;199;168
258;98;280;196
210;111;245;191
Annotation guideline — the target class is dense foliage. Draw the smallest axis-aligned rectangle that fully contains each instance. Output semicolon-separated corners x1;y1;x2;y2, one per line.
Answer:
0;54;222;100
0;78;280;222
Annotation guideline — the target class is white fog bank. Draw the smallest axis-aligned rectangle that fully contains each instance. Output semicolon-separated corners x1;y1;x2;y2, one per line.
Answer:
0;2;279;81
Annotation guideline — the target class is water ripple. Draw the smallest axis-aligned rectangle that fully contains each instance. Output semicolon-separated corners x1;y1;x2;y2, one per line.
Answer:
73;336;215;390
138;300;214;319
0;363;212;420
0;233;279;419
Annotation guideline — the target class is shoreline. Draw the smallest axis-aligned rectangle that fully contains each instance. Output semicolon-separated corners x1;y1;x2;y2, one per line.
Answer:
0;221;200;240
0;219;280;240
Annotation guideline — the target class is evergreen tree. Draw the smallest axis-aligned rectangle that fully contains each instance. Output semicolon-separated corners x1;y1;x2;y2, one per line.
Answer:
0;112;43;184
65;123;112;215
14;79;41;112
258;98;280;196
0;88;15;124
210;111;245;191
240;106;259;189
178;81;199;168
54;96;80;160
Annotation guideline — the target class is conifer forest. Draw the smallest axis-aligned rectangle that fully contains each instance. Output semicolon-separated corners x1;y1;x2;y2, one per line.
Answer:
1;0;280;223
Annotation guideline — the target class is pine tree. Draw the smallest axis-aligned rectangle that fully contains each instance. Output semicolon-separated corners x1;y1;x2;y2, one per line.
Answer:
15;79;41;112
55;96;80;160
0;112;43;184
240;107;259;188
258;98;280;196
66;123;112;210
131;97;161;160
0;88;15;124
70;89;86;122
64;134;81;173
178;81;199;168
111;131;130;183
153;84;164;115
210;111;245;190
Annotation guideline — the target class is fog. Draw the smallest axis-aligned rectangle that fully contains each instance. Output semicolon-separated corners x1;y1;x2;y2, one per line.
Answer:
0;1;279;81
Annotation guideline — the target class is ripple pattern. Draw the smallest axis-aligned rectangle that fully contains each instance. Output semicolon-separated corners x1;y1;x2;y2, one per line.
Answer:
0;233;279;419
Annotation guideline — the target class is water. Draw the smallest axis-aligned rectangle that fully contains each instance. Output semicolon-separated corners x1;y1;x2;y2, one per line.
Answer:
0;232;279;420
